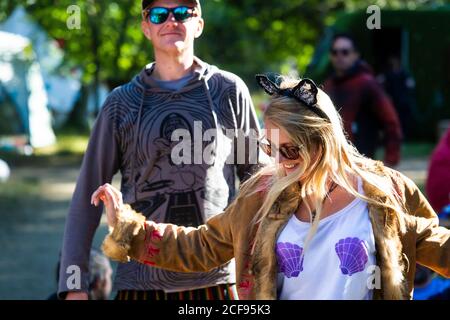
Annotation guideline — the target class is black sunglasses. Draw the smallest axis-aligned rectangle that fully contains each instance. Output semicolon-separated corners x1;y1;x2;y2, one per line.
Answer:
144;6;198;25
259;139;303;161
330;48;352;56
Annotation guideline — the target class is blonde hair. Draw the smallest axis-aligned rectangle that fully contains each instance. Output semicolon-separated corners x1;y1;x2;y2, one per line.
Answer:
240;76;405;253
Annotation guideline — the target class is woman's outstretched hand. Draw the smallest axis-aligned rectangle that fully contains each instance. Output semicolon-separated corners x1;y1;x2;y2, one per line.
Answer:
91;184;124;228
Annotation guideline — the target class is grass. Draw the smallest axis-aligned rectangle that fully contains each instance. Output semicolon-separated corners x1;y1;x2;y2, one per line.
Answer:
401;142;435;159
34;134;89;156
0;134;87;210
0;133;88;168
0;178;41;201
375;142;435;162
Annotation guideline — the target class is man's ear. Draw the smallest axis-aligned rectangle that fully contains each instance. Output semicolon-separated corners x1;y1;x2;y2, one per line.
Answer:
194;18;204;38
141;21;152;41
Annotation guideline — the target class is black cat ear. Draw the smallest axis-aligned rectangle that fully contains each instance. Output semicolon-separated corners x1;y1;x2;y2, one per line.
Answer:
292;78;319;106
255;74;281;96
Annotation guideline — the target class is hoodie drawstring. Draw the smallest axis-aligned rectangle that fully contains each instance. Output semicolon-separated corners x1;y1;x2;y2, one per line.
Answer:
131;88;146;204
202;77;221;166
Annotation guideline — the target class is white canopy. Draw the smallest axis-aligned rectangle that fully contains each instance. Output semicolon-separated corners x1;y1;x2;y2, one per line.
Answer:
0;31;30;55
0;30;56;149
1;6;82;127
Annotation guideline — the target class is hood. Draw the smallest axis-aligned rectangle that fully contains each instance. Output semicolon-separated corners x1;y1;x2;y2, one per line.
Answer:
131;56;217;94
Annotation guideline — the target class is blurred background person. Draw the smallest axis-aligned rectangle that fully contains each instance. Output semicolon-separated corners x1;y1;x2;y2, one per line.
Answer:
48;249;113;300
323;33;403;167
413;127;450;300
377;54;416;141
426;127;450;217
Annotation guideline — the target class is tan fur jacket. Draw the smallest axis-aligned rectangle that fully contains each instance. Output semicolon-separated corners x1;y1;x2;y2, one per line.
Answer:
102;165;450;300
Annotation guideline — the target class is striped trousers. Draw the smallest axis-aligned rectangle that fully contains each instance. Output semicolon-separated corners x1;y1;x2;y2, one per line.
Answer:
116;284;238;300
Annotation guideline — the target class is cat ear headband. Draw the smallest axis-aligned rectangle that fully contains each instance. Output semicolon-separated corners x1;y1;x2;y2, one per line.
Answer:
255;73;329;120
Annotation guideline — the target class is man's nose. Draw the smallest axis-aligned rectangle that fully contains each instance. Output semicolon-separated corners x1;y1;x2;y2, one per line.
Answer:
166;12;178;24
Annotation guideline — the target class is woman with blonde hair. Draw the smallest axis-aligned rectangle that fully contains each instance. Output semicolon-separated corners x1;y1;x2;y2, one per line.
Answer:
92;73;449;300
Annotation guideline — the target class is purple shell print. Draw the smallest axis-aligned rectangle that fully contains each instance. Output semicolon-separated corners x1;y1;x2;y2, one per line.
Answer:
335;237;369;276
276;242;304;278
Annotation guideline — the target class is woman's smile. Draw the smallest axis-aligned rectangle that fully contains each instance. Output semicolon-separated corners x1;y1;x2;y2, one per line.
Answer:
282;162;300;173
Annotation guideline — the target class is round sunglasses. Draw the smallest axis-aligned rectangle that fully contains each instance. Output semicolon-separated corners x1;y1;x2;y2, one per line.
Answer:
144;6;198;25
259;139;303;161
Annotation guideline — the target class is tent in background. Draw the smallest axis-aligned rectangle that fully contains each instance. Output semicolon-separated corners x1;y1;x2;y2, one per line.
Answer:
0;6;82;128
0;30;55;150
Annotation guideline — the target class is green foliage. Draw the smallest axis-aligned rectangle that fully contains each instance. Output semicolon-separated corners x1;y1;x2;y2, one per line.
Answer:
0;1;146;85
0;132;88;167
0;0;446;130
2;0;441;89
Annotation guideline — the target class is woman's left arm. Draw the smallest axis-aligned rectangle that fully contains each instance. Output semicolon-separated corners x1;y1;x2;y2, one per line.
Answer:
403;175;450;277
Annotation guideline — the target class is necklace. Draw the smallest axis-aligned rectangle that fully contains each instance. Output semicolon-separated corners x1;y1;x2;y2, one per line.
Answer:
310;182;338;221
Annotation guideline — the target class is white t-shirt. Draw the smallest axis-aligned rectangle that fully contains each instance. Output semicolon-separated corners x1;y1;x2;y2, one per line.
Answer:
276;178;377;300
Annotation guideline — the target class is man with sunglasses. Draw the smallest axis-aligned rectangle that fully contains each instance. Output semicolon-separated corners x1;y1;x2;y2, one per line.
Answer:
323;33;402;167
59;0;263;300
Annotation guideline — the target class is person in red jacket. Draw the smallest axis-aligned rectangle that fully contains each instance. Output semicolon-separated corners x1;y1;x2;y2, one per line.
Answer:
426;128;450;215
323;33;403;167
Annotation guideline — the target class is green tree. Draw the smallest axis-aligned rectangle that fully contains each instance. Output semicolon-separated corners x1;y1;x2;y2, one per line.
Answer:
0;0;444;130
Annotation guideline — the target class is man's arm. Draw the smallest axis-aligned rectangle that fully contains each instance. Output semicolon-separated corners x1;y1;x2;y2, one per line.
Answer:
365;79;403;167
232;77;269;182
58;95;121;299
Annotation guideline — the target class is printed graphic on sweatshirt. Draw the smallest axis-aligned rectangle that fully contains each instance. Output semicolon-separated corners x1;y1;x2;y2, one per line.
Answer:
132;112;208;227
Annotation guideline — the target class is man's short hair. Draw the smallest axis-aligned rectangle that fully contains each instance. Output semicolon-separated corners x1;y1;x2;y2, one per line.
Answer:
331;32;359;52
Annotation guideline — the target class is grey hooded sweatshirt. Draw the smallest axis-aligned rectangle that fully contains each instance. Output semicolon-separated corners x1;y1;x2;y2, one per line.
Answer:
58;57;264;296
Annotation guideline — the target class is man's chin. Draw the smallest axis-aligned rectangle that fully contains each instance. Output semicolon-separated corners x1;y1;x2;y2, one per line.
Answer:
159;41;189;53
